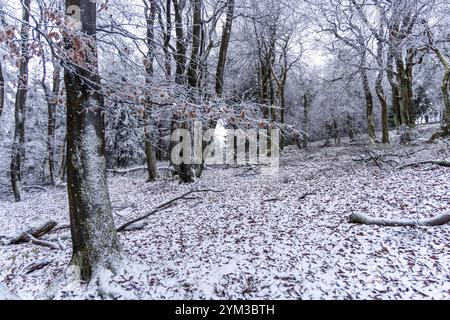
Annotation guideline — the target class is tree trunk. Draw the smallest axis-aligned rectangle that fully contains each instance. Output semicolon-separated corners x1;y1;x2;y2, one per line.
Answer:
0;63;4;118
186;0;202;89
405;48;416;128
375;37;389;144
58;134;67;183
302;93;310;149
42;58;61;186
386;27;401;129
10;0;30;202
361;67;377;143
432;47;450;124
157;0;172;79
144;119;158;182
65;0;123;282
215;0;235;96
173;0;186;85
144;0;158;182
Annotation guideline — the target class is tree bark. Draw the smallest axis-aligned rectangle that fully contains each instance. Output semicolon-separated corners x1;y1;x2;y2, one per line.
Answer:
65;0;123;282
10;0;30;202
215;0;235;96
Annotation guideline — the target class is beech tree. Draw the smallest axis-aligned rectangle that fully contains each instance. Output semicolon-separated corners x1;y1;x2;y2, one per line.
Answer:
64;0;124;282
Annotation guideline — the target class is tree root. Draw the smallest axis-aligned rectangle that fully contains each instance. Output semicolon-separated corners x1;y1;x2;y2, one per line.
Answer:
350;212;450;227
42;257;145;300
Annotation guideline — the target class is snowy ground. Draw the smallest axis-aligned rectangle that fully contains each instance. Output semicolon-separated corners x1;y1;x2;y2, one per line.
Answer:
0;128;449;300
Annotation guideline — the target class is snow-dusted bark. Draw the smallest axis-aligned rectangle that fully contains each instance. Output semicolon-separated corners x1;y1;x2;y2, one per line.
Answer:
65;0;124;282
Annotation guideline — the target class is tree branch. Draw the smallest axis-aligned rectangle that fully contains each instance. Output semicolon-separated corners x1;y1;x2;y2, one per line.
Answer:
350;212;450;227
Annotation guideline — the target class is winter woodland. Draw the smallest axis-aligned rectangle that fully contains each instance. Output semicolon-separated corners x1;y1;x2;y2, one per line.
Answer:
0;0;449;300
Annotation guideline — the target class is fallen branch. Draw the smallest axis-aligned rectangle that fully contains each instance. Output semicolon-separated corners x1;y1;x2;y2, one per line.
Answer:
22;185;47;192
120;221;148;232
350;212;450;227
22;234;60;250
116;189;223;232
107;166;147;175
5;220;58;245
398;160;450;170
23;259;52;274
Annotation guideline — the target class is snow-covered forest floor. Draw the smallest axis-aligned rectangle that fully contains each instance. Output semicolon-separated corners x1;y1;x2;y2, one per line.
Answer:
1;126;449;300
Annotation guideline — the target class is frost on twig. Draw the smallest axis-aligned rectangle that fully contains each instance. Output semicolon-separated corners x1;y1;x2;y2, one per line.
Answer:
350;212;450;227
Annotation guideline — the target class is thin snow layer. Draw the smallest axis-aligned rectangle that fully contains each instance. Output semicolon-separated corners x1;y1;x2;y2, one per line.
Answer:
0;140;449;300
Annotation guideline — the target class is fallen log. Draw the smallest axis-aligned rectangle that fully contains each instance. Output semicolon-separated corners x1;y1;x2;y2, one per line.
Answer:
350;212;450;227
